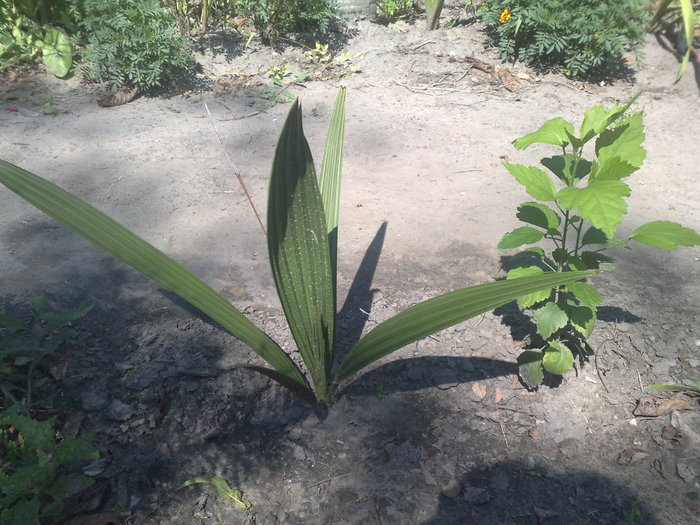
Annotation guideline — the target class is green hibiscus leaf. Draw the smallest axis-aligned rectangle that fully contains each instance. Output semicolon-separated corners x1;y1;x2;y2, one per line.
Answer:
517;350;544;388
533;302;568;340
516;202;561;230
508;247;546;262
504;164;557;201
513;117;575;150
630;221;700;250
498;226;544;249
591;156;638;180
580;251;616;271
567;282;601;309
542;341;574;375
557;179;630;238
566;303;596;337
541;155;592;184
581;226;608;246
596;112;646;169
506;266;550;309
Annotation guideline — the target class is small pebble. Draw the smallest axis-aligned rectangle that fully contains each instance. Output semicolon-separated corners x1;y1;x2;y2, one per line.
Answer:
441;479;461;498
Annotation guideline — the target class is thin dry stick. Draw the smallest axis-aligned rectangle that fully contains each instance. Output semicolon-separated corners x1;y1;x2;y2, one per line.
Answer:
204;102;266;236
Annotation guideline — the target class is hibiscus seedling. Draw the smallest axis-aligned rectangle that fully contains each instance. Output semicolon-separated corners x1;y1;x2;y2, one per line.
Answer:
498;93;700;388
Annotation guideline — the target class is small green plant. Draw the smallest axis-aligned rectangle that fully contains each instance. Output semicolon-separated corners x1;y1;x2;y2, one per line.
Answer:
0;298;94;410
0;405;99;525
480;0;652;78
267;63;291;85
233;0;338;43
498;94;700;388
376;0;415;22
304;41;332;63
0;1;74;77
0;89;593;405
74;0;192;93
180;476;252;510
650;0;698;81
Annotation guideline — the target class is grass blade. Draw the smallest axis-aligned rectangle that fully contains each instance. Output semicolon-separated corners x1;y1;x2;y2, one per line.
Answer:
0;160;309;391
334;271;595;383
267;100;335;401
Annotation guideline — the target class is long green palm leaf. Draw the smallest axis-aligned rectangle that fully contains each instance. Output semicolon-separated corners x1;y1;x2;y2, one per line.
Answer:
319;87;347;281
267;100;336;401
0;160;310;391
333;270;595;384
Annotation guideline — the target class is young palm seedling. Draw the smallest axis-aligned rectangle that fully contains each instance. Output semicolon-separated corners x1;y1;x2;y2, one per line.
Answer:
0;89;594;405
498;94;700;388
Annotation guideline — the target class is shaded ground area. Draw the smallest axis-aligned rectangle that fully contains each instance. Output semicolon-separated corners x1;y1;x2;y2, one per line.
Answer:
1;2;699;524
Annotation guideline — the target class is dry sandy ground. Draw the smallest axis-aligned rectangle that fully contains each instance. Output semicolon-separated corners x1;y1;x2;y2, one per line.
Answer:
1;4;699;524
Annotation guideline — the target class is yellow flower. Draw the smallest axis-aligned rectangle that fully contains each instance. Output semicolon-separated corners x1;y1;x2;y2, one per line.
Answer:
499;8;512;23
594;33;599;37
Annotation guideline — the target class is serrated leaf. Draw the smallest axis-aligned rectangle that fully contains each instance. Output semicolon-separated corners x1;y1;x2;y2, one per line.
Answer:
179;477;252;510
516;202;561;230
630;221;700;250
517;350;544;388
580;251;616;270
513;117;575;149
498;226;544;249
533;302;568;339
567;282;601;309
565;255;586;271
591;157;638;181
510;247;546;259
505;164;557;201
541;155;591;184
566;302;596;337
596;113;646;169
557;179;630;238
581;226;608;246
507;265;550;308
580;104;612;143
542;341;574;375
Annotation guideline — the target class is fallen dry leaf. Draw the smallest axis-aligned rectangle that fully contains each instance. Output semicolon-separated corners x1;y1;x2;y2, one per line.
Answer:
472;382;487;399
634;397;691;417
494;388;504;403
618;447;649;465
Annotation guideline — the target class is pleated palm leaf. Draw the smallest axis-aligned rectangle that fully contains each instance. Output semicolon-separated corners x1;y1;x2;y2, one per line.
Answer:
0;88;595;404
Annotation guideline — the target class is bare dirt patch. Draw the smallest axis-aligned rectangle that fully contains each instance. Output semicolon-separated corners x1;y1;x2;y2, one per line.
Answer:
1;3;699;524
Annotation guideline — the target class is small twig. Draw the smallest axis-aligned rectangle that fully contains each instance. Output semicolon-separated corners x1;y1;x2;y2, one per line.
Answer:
219;110;261;121
499;421;509;448
594;351;610;393
413;40;435;51
306;472;350;488
204;102;266;236
635;365;644;393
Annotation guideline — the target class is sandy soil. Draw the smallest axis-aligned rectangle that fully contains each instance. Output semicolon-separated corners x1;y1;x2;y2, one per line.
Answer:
1;3;699;524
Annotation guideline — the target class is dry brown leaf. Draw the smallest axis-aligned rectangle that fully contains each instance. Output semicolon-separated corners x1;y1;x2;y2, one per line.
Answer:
617;447;649;465
634;397;691;417
472;382;487;399
494;388;504;403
